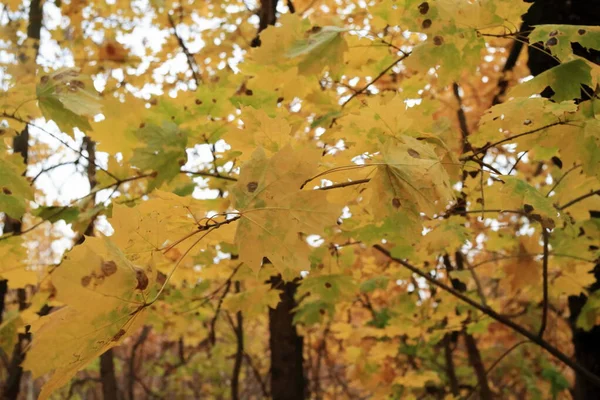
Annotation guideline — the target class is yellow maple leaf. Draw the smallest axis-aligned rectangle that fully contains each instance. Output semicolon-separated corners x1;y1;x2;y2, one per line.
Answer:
230;145;339;274
369;136;454;218
24;237;154;399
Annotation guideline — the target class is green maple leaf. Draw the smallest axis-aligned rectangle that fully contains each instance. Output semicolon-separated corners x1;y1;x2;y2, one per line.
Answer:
510;58;592;102
130;121;188;189
0;146;33;219
36;68;102;135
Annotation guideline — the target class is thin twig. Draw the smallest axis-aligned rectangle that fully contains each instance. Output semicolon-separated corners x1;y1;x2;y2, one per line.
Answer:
341;53;410;107
31;160;79;184
181;169;238;181
314;178;371;191
128;326;152;400
507;151;528;175
545;164;582;197
538;227;550;338
0;173;154;241
464;121;568;160
208;280;232;345
558;189;600;210
244;351;269;398
464;340;532;400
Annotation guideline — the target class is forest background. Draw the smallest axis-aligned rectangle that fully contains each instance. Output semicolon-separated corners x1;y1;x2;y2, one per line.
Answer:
1;0;600;399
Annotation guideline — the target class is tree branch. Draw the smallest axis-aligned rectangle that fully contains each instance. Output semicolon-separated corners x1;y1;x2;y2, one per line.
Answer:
167;13;201;87
452;82;470;153
341;54;410;107
558;189;600;210
464;121;567;160
373;244;600;389
181;169;238;181
231;281;244;400
128;326;151;400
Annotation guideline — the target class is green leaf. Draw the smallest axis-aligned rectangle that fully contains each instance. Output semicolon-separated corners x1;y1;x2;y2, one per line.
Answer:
510;59;592;102
297;274;357;303
0;149;33;219
360;276;389;293
34;206;80;223
130;121;188;189
37;68;102;134
286;26;348;77
487;176;557;219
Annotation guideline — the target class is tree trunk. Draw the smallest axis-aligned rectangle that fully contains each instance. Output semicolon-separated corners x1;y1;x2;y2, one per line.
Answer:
100;349;120;400
268;275;306;400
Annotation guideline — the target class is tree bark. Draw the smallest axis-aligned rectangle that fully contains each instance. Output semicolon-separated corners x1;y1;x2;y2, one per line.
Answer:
268;275;306;400
100;349;120;400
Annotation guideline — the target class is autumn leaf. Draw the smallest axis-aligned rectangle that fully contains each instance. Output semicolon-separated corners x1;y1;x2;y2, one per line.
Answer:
23;236;155;399
0;145;33;219
130;122;188;189
369;136;454;217
36;68;102;134
230;145;339;275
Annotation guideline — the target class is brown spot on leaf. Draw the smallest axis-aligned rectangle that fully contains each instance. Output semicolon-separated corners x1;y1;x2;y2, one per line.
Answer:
549;30;559;37
325;282;332;289
578;29;586;35
418;2;429;14
81;275;91;287
546;37;558;46
523;119;532;125
247;181;258;192
212;98;217;104
69;80;85;89
2;187;12;195
551;156;563;169
433;36;444;46
523;204;534;213
407;148;420;158
422;19;432;29
245;89;253;96
195;99;202;105
319;308;326;315
40;75;49;84
52;71;67;81
135;268;149;291
139;123;145;128
112;329;126;342
101;260;118;277
277;97;284;103
392;198;401;209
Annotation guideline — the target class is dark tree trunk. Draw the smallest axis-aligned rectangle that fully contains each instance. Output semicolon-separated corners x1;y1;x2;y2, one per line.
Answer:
268;275;306;400
100;349;120;400
521;1;600;399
